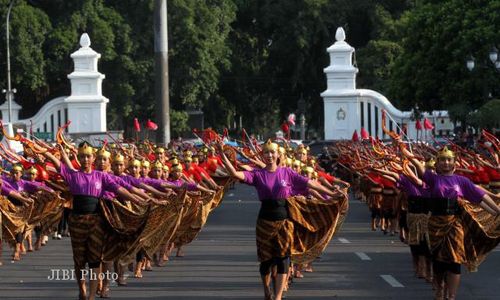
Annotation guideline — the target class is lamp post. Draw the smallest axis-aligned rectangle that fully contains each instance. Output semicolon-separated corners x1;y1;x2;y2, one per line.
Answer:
3;0;16;123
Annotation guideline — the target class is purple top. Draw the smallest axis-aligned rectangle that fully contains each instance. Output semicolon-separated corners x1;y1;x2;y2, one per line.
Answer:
1;183;15;196
102;174;134;200
169;178;197;191
422;170;485;204
2;177;47;194
243;167;309;201
142;177;197;191
59;164;121;198
397;174;428;197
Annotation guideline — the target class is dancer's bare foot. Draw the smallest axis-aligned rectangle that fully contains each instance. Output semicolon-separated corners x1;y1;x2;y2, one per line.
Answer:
144;260;153;271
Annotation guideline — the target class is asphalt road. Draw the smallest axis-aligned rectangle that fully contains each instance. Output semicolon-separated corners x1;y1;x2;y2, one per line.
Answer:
1;183;498;299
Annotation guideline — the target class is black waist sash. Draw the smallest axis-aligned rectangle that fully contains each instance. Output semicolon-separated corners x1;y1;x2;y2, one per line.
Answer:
7;196;23;206
258;199;289;221
72;195;100;215
407;196;429;214
429;197;460;216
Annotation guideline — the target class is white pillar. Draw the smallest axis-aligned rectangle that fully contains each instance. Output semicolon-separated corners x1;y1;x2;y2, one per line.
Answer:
64;33;109;133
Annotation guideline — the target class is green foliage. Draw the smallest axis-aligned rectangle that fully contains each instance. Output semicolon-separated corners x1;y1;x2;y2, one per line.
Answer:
1;0;497;139
468;99;500;129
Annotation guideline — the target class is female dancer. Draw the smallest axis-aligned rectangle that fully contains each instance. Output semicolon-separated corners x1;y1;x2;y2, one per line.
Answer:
404;146;499;300
43;142;144;300
216;140;341;300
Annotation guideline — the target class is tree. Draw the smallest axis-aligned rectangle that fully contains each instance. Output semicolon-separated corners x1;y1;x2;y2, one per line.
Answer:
387;0;500;117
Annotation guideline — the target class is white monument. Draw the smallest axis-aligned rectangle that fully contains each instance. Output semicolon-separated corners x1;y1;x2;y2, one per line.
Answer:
0;33;109;144
321;27;454;140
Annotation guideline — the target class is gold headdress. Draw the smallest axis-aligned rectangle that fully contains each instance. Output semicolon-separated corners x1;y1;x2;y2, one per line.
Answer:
262;139;278;152
163;165;170;172
152;160;163;170
171;164;183;172
113;153;125;163
78;141;94;156
141;160;151;168
169;157;179;165
26;166;38;175
184;156;193;163
155;147;165;154
130;159;141;168
437;146;455;159
278;147;286;155
12;164;23;172
183;150;193;157
302;166;314;174
292;160;301;167
425;158;436;169
96;148;111;159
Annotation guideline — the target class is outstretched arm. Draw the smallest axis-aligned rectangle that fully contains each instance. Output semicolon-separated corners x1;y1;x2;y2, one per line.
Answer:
216;142;245;181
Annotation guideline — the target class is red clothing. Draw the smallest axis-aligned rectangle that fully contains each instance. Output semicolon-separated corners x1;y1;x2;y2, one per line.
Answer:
484;166;500;181
475;167;490;184
317;170;335;183
184;165;202;182
379;177;396;189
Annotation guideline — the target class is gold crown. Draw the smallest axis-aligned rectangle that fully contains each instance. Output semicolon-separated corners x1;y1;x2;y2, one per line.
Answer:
78;142;94;156
183;150;193;157
141;160;151;168
286;157;292;166
130;159;141;167
170;158;179;165
425;158;436;168
437;146;455;159
152;160;163;169
302;166;314;174
155;147;165;154
308;159;316;166
113;153;125;163
262;139;278;152
96;148;111;159
171;164;183;172
26;166;38;174
12;164;23;172
192;156;199;163
184;156;193;163
278;147;286;154
292;160;301;167
163;165;169;172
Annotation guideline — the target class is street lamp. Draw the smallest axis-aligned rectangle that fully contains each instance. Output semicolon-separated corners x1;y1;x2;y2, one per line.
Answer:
467;46;500;71
3;0;16;123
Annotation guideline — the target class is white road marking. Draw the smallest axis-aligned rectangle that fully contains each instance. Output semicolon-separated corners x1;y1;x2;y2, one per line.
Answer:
338;238;350;244
355;252;371;260
380;275;404;287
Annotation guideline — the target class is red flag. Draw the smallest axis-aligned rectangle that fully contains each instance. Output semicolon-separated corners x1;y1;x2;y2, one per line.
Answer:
423;118;434;130
133;118;141;132
415;119;422;130
281;121;289;134
360;127;369;140
352;130;359;142
146;119;158;130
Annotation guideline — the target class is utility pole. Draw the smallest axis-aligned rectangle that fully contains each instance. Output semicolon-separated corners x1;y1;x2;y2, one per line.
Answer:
4;0;16;122
154;0;170;145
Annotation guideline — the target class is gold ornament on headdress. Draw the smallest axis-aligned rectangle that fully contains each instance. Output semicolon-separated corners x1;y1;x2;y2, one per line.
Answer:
152;160;163;170
26;166;38;174
141;160;151;168
12;164;23;172
155;147;165;154
192;156;199;163
183;150;193;157
96;148;111;159
302;166;314;174
184;156;193;163
425;158;436;169
169;158;179;165
278;147;286;155
130;159;141;168
437;146;455;159
171;164;183;172
163;165;170;172
292;160;301;167
113;153;125;163
78;142;94;156
262;139;278;152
